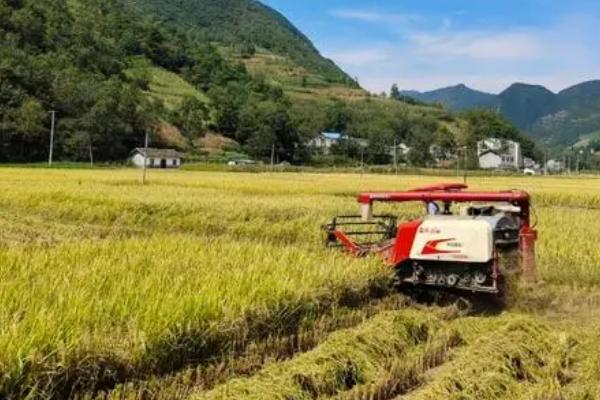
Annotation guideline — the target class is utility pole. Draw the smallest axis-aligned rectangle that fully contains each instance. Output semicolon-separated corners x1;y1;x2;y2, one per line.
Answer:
462;146;468;184
570;146;574;175
48;111;56;167
393;140;398;175
89;142;94;168
88;134;94;168
141;131;149;185
270;143;275;171
544;151;548;176
360;147;365;176
456;150;460;177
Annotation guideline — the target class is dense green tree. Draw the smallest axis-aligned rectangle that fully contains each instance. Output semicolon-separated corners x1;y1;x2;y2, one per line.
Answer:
243;99;299;162
172;96;208;138
329;138;361;160
0;0;259;162
390;84;401;100
408;126;435;167
461;109;537;159
325;100;351;133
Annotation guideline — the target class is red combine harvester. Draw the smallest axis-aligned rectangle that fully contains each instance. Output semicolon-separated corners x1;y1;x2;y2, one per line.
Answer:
325;183;537;294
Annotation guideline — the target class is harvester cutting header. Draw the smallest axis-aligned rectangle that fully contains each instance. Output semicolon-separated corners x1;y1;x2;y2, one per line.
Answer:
326;183;537;294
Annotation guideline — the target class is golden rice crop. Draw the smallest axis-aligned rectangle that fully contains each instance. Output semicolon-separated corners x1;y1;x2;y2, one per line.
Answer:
0;234;386;397
0;168;599;398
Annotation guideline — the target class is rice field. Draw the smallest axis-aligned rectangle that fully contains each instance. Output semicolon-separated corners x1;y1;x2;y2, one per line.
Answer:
1;168;600;399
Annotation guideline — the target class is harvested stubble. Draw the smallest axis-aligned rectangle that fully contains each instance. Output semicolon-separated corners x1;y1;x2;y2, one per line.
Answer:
192;309;461;400
562;325;600;400
402;315;575;400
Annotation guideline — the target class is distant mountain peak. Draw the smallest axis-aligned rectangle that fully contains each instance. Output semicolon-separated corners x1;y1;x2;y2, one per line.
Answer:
402;79;600;145
400;84;497;112
501;82;555;96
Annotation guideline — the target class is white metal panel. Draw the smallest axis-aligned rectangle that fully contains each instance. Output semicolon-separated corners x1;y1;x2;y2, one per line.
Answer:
409;216;493;263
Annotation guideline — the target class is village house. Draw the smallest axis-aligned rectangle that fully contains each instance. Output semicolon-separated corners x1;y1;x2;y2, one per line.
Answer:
546;159;565;173
477;138;523;170
309;132;369;155
130;148;182;169
390;143;411;158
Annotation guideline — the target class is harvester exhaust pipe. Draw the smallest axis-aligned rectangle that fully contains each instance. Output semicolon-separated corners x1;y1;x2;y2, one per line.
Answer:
361;203;373;221
520;226;538;282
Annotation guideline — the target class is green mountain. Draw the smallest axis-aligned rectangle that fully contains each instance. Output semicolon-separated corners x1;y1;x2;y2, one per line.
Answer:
531;80;600;144
498;83;558;130
403;81;600;145
401;84;498;111
124;0;354;86
1;0;536;168
558;80;600;111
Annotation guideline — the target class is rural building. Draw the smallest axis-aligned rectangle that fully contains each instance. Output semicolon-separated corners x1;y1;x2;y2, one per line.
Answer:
389;143;411;158
309;132;369;155
477;138;523;170
130;148;182;169
546;159;565;173
523;157;536;168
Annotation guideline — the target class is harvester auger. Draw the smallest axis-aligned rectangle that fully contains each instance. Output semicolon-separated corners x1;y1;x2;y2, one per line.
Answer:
325;183;538;295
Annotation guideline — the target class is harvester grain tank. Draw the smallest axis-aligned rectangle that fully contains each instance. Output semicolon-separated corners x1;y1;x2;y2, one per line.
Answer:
325;184;537;294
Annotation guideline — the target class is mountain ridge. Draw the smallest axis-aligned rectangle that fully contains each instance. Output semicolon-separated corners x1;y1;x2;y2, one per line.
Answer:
402;80;600;145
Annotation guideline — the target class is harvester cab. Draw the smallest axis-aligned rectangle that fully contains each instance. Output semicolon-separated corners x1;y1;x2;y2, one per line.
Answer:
325;183;537;294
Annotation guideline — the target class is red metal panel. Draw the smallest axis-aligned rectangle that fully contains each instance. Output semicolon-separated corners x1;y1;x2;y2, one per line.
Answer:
333;230;361;255
358;190;530;205
390;219;423;266
357;188;532;226
421;238;460;255
408;183;468;192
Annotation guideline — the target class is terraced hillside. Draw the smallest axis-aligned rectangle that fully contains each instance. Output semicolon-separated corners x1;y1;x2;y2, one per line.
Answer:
123;0;354;86
1;169;600;399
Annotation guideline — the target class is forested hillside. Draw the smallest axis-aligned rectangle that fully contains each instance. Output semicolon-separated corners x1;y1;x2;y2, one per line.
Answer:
124;0;354;86
1;0;536;166
2;0;336;163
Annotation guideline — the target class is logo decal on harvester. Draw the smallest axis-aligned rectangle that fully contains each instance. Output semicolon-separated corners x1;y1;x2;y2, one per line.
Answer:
422;239;461;255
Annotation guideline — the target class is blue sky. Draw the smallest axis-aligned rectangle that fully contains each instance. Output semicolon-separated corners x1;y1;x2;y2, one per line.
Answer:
261;0;600;94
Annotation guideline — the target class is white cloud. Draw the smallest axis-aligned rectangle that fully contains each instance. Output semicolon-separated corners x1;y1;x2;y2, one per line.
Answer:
410;31;543;61
330;9;420;24
326;48;392;67
318;13;600;93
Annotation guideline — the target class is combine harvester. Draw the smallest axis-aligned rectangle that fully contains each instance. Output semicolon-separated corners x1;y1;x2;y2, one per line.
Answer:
326;184;537;295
